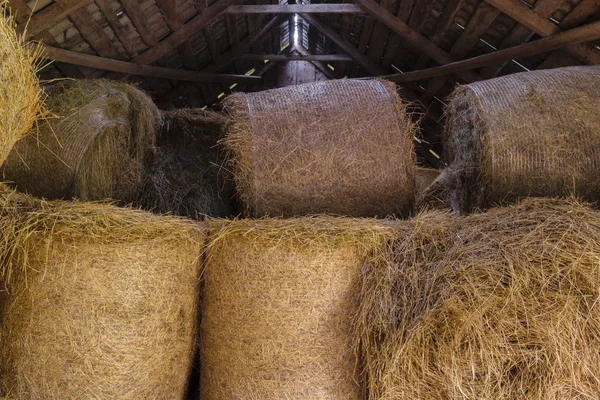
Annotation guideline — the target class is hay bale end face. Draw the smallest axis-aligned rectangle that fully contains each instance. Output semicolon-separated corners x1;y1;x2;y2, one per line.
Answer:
0;3;45;165
223;79;416;218
356;198;600;399
201;217;396;399
1;79;159;203
442;66;600;213
136;108;237;218
0;190;204;399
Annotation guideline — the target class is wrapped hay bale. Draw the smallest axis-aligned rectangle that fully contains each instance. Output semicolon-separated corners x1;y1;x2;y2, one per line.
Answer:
223;79;416;217
440;66;600;213
136;108;236;218
1;79;159;203
0;2;45;164
356;198;600;399
0;189;204;399
201;218;396;399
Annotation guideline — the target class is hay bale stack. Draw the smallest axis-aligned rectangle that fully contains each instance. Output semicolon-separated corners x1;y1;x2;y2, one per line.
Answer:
356;198;600;399
1;79;159;203
0;189;204;399
201;218;396;399
0;3;45;165
223;79;416;217
136;108;236;218
441;66;600;213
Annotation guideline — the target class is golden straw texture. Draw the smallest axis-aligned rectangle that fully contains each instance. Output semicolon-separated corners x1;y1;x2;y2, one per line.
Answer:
0;2;45;165
437;66;600;214
0;187;204;399
356;197;600;399
1;79;159;203
223;79;416;217
201;217;397;399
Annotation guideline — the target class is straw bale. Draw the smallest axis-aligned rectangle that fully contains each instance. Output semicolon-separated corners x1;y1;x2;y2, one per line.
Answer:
0;2;45;165
1;79;159;203
356;197;600;399
441;66;600;214
0;187;204;399
415;167;443;209
201;217;397;399
223;79;416;217
136;108;236;218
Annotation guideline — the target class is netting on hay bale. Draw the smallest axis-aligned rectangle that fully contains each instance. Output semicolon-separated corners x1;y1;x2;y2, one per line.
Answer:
355;197;600;400
0;187;204;399
223;79;416;217
430;66;600;214
135;108;237;219
201;217;397;399
1;79;160;203
0;2;45;165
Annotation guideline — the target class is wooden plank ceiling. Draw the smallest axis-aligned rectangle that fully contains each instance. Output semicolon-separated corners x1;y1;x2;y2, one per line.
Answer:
7;0;600;167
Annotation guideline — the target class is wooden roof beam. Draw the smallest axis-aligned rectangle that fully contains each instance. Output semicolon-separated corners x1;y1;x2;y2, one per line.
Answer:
483;0;600;65
293;45;340;80
132;0;230;65
38;44;261;83
421;2;499;102
226;4;365;14
300;13;386;75
385;19;600;83
352;0;481;83
238;54;353;61
16;0;91;38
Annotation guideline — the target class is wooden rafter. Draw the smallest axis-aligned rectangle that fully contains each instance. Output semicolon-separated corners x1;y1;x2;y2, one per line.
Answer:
412;0;466;71
226;4;365;14
159;15;284;105
300;13;385;76
16;0;90;38
238;54;352;61
421;2;499;102
352;0;481;83
483;0;600;66
132;0;230;65
39;44;261;83
385;19;600;83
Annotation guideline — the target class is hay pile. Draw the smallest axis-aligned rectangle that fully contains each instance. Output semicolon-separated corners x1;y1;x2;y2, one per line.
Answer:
437;66;600;214
223;79;416;217
0;2;45;165
136;108;236;218
415;167;442;208
1;79;159;203
356;197;600;399
201;217;396;399
0;188;204;399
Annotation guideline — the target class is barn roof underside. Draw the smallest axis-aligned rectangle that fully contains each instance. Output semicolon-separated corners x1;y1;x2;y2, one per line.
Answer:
9;0;600;167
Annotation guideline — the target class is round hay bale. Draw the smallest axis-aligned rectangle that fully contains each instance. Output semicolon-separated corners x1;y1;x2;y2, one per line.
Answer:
442;66;600;214
136;108;237;218
356;197;600;399
223;79;416;217
0;189;204;399
0;3;45;165
201;217;396;399
1;79;159;203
